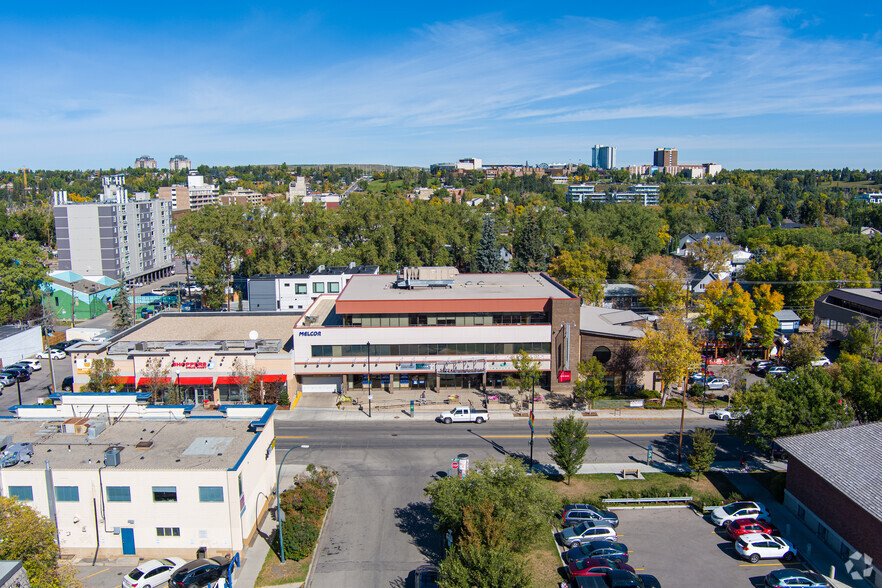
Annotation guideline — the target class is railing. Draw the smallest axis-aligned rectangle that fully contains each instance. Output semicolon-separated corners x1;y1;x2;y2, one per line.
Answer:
602;496;693;505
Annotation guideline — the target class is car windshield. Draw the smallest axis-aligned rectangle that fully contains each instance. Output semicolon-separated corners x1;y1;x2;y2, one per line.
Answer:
723;503;750;514
573;523;588;533
128;568;145;580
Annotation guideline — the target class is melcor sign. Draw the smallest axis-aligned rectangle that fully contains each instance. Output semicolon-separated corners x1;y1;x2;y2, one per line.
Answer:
298;331;322;337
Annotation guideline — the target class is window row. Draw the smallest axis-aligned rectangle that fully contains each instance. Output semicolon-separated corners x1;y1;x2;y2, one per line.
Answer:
342;312;548;327
8;485;225;504
282;282;341;295
311;342;551;358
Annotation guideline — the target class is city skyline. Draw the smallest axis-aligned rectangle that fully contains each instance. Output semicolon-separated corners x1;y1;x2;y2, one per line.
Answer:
2;1;881;170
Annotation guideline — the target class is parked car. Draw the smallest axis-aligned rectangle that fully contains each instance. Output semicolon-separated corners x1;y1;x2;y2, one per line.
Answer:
559;521;617;547
690;371;714;381
1;368;30;382
810;356;832;367
438;406;489;424
0;442;34;467
563;541;630;564
574;570;661;588
568;557;635;580
123;557;186;588
705;377;730;390
709;408;748;421
562;504;620;528
726;518;780;540
62;376;74;391
735;533;797;563
51;339;84;351
750;360;773;373
710;501;770;527
414;564;440;588
0;373;14;388
35;349;66;360
6;362;34;374
168;557;230;588
764;366;790;378
764;569;831;588
18;359;43;371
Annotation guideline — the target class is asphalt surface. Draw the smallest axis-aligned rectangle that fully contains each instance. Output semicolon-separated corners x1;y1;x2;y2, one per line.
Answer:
0;356;71;412
274;418;736;588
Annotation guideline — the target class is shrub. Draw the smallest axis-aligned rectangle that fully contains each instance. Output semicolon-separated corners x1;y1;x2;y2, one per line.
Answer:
278;517;319;561
278;389;290;406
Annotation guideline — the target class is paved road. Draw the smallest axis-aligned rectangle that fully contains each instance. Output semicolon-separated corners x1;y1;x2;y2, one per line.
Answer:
0;356;71;412
274;418;734;588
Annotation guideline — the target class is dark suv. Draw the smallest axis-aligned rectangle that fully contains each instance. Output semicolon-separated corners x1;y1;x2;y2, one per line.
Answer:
561;503;619;528
168;557;230;588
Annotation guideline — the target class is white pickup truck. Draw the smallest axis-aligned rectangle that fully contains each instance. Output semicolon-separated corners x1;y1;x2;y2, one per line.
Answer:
439;406;489;424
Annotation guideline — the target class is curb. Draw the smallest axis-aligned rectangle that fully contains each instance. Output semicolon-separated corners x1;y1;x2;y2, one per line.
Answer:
302;475;339;588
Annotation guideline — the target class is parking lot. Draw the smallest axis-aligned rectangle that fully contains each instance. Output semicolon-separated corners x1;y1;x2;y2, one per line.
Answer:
596;508;812;587
0;356;72;412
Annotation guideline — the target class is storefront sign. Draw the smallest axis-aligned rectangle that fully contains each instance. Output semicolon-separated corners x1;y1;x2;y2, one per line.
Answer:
398;363;432;370
171;361;211;369
298;330;322;337
558;370;572;383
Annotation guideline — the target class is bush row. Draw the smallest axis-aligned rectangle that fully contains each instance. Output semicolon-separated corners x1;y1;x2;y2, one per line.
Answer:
276;465;336;561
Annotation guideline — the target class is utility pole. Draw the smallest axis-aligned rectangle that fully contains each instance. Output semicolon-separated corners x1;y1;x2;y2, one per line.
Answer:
43;305;57;396
529;376;536;474
677;375;687;464
367;341;372;418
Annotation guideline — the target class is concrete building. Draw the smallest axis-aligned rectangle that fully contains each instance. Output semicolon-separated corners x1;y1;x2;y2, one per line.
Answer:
185;173;220;210
52;178;174;284
566;184;596;204
156;185;191;212
653;148;678;167
292;268;581;395
0;395;276;560
66;313;297;404
169;155;191;171
287;176;308;202
777;423;882;587
133;155;157;169
579;306;648;393
41;270;120;321
814;288;882;340
430;158;483;173
248;264;380;312
592;145;616;170
0;325;42;369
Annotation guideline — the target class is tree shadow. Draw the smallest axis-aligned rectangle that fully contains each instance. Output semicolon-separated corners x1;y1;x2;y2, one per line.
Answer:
393;501;444;561
545;391;574;410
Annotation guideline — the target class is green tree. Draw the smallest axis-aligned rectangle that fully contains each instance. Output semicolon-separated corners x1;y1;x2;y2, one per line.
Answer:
841;318;882;361
573;357;607;408
833;353;882;423
785;330;826;369
686;239;734;273
142;357;171;403
630;255;688;310
474;216;503;273
0;239;48;324
548;414;590;484
512;214;547;271
633;313;700;405
548;248;606;305
730;367;850;450
686;427;717;480
0;496;82;588
505;350;540;409
112;284;132;331
439;542;530;588
752;284;785;357
83;358;120;392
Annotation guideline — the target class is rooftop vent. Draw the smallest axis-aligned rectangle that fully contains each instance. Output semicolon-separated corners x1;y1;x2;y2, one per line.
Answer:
135;441;153;449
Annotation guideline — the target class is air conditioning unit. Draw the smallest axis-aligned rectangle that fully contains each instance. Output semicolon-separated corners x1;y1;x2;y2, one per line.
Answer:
104;447;121;467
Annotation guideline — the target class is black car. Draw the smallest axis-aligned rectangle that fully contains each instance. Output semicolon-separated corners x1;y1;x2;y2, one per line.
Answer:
1;368;30;382
414;564;440;588
7;362;34;374
51;339;84;352
563;540;629;564
62;376;74;391
168;557;230;588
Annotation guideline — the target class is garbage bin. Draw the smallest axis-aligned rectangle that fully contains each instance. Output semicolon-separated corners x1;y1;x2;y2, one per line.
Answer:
196;546;207;560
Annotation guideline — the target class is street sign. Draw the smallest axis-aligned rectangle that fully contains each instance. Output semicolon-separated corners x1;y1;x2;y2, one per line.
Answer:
451;462;458;469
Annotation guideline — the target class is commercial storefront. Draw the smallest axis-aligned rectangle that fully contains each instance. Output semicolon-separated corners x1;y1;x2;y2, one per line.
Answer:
68;313;297;404
292;269;580;394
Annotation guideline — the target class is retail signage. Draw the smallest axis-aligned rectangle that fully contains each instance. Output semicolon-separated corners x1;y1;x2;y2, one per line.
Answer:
398;363;432;370
558;370;572;383
171;361;210;369
298;330;321;337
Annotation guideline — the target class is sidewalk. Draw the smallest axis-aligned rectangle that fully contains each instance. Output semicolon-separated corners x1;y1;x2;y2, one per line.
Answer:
724;472;870;588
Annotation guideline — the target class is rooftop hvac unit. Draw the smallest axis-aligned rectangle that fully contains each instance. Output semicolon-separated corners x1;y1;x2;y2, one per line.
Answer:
87;420;107;439
104;447;121;467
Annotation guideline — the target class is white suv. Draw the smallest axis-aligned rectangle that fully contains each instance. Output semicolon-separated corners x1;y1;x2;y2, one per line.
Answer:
735;533;797;563
710;501;770;527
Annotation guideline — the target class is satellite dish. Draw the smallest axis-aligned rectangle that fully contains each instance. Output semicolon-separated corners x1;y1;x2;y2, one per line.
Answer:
249;330;259;340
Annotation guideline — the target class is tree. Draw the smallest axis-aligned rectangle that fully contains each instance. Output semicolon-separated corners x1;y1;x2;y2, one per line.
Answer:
83;358;120;392
0;239;48;324
633;313;700;405
142;357;171;403
630;255;688;310
752;284;785;357
686;427;717;480
548;414;590;484
841;318;882;361
512;214;547;271
0;496;82;588
573;357;607;408
548;249;606;305
833;353;882;423
729;367;850;450
785;329;826;369
439;541;530;588
231;358;265;403
505;351;540;409
474;216;503;273
112;284;132;331
686;239;734;273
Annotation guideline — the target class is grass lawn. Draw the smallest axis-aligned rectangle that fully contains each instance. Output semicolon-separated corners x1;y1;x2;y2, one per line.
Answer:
255;542;310;587
366;179;404;192
526;526;566;588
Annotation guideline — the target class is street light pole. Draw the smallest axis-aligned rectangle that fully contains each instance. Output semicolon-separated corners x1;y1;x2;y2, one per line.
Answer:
277;443;309;563
367;341;372;418
16;379;22;406
175;370;180;405
529;377;535;474
677;375;687;464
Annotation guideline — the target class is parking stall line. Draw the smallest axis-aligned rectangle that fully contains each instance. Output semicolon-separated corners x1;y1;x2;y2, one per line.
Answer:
80;568;109;580
738;562;803;567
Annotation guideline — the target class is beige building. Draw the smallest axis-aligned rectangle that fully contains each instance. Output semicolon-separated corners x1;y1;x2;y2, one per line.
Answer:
169;155;191;171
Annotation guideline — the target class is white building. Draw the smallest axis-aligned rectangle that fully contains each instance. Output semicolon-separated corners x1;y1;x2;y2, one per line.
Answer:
0;395;276;560
169;155;191;171
287;177;307;202
134;156;157;169
248;264;380;312
566;184;596;203
591;145;616;170
186;173;220;210
0;325;42;367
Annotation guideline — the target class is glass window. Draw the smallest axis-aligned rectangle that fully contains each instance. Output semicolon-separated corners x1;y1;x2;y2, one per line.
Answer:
199;486;224;502
106;486;131;502
9;486;33;501
295;283;307;294
156;527;181;537
55;486;79;502
593;346;612;364
313;282;325;294
152;486;177;502
328;282;339;293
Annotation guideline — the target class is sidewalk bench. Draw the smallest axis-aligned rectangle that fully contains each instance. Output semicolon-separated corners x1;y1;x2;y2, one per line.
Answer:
621;468;641;479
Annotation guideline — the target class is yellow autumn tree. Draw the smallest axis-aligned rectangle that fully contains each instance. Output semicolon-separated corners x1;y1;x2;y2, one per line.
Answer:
753;284;785;358
633;313;701;406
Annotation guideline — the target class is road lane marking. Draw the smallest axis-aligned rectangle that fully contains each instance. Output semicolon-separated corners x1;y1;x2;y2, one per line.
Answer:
485;433;687;438
81;568;109;580
738;562;802;567
275;436;310;439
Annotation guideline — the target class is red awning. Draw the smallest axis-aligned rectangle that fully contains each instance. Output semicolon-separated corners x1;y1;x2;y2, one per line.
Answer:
178;376;214;386
259;374;287;383
113;376;136;385
137;377;172;387
215;376;239;385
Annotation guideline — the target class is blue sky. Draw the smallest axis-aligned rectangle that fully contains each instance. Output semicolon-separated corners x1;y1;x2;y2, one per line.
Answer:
2;1;881;170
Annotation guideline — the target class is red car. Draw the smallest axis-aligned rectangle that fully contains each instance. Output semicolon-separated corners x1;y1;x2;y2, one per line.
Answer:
567;557;636;580
727;518;780;541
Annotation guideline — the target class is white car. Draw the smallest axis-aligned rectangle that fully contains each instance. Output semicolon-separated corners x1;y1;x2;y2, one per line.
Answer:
735;533;797;563
705;377;730;390
810;356;831;367
35;349;66;360
710;501;770;527
18;359;42;371
123;557;187;588
559;521;618;547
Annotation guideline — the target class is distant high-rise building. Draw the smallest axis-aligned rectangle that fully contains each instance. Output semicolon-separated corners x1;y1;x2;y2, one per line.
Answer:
653;148;678;167
592;145;616;170
134;155;157;169
169;155;191;171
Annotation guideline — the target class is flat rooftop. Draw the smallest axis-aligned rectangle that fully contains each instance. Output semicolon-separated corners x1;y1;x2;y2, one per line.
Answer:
338;272;575;303
0;417;259;471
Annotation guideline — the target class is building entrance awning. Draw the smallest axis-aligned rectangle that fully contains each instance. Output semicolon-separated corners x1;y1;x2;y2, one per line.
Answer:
178;376;214;386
